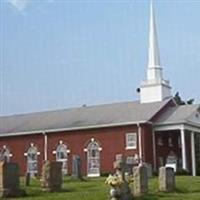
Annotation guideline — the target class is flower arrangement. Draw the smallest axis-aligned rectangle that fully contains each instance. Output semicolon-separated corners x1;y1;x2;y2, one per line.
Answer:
105;173;134;200
105;174;123;187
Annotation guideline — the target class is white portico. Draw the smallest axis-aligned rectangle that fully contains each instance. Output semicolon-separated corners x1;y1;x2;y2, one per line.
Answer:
153;105;200;176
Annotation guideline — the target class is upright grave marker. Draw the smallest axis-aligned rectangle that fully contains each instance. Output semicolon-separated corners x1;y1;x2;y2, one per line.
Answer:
41;161;63;192
133;164;148;196
0;162;26;197
72;155;83;180
159;167;175;192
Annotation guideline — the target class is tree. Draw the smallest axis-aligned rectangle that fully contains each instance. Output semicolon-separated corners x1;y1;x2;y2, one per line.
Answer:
174;92;194;105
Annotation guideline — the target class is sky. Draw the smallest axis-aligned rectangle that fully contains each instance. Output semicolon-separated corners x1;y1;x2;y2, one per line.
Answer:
0;0;200;116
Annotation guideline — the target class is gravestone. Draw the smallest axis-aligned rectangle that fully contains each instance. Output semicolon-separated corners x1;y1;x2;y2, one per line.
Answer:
72;155;82;180
143;163;152;178
133;164;148;196
0;161;26;197
25;172;30;186
159;167;175;192
120;182;133;200
41;161;62;192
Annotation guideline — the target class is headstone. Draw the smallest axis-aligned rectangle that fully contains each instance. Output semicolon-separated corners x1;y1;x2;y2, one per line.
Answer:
133;164;148;196
143;163;152;178
41;161;62;192
159;167;175;192
0;161;26;197
72;155;82;180
120;182;133;200
25;172;30;186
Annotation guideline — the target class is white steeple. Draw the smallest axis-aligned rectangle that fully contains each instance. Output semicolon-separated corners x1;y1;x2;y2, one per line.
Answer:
147;1;162;81
140;1;171;103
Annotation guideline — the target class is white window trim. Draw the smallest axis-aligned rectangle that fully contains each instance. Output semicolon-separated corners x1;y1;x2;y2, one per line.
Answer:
126;146;136;150
125;132;137;150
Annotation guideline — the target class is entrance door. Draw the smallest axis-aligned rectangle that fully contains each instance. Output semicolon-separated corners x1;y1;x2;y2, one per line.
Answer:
87;140;100;177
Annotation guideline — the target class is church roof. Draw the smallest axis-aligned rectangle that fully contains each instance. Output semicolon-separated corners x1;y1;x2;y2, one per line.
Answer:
0;99;171;136
154;104;200;127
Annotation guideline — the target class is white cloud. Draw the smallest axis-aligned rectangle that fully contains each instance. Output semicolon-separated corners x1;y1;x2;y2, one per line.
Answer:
7;0;31;11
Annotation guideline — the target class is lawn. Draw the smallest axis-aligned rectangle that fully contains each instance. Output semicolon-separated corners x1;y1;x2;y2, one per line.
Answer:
7;176;200;200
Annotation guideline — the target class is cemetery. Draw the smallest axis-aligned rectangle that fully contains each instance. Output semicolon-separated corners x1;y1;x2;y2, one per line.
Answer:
1;174;200;200
0;159;200;200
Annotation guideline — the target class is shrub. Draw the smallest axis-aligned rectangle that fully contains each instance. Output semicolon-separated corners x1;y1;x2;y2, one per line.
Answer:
101;171;112;177
176;169;190;176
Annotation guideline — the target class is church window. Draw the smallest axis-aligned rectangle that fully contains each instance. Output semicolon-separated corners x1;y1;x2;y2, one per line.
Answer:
25;143;39;176
86;139;101;177
56;140;68;175
115;154;123;161
126;156;135;165
126;133;137;149
0;145;11;162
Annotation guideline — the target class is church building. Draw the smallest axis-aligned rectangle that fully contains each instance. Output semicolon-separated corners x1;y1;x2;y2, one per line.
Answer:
0;3;200;177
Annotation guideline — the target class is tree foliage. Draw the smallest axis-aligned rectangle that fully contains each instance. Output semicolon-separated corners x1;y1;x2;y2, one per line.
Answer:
174;92;194;105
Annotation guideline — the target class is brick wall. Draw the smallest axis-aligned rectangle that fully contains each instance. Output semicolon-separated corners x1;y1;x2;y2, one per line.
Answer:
0;134;44;175
0;125;146;175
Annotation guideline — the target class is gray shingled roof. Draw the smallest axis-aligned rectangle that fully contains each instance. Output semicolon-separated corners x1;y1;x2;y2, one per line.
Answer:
0;99;171;136
154;104;200;126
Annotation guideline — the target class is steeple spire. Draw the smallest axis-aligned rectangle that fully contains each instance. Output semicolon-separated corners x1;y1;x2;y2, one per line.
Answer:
147;0;162;81
140;0;171;103
148;0;161;69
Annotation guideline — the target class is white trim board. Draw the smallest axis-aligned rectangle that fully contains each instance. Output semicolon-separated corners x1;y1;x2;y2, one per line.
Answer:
154;124;200;133
0;120;150;138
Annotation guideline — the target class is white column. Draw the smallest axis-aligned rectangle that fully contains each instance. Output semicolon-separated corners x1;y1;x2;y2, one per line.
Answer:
43;132;48;161
181;128;187;170
152;130;157;171
191;132;196;176
137;123;142;163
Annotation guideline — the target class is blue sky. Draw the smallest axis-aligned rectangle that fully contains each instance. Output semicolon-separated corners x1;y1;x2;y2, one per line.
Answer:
0;0;200;116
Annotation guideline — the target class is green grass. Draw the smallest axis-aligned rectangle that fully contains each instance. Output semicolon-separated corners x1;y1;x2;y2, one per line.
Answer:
6;176;200;200
135;176;200;200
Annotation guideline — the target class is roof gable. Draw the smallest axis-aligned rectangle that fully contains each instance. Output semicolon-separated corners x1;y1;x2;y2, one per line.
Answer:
155;104;200;126
187;106;200;126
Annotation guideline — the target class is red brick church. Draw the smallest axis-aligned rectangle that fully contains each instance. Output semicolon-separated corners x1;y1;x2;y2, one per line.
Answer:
0;3;200;177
